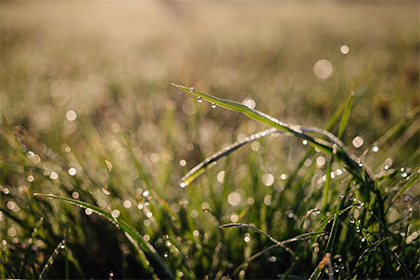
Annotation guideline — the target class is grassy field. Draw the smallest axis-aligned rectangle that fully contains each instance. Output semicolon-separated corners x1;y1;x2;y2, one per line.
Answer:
1;2;419;279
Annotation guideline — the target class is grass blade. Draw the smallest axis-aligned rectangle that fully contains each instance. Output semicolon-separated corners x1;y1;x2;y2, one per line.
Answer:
337;92;355;139
39;239;66;280
309;253;332;280
180;127;279;187
34;193;175;279
172;83;369;184
310;195;344;280
220;223;325;276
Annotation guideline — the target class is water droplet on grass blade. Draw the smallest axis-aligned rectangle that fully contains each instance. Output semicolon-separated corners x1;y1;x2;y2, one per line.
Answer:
211;103;216;108
197;97;203;103
190;87;195;93
180;182;186;188
372;146;379;152
312;209;321;216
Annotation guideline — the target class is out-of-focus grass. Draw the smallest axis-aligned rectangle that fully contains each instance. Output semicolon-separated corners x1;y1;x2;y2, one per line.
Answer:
1;2;419;279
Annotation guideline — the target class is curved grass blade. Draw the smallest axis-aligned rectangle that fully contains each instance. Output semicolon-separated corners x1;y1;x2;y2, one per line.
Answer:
180;127;280;187
172;83;369;183
234;231;326;276
220;223;325;276
39;239;66;280
220;223;281;244
172;83;329;150
34;193;175;279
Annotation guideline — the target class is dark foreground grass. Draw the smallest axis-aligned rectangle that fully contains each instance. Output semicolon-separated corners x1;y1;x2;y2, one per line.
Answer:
1;2;419;279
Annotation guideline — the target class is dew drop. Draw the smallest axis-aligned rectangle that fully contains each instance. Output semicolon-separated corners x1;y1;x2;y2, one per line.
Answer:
358;162;364;167
349;216;355;223
401;172;408;178
211;103;216;108
197;97;203;103
180;182;186;188
372;146;379;153
60;243;66;249
356;227;360;232
190;87;195;93
302;140;308;145
339;194;344;199
312;209;321;216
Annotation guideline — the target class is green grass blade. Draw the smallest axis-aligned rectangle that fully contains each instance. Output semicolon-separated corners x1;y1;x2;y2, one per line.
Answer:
34;193;175;279
180;127;279;187
325;195;343;254
321;150;335;214
39;239;66;280
172;84;329;150
172;83;369;184
220;223;281;244
220;228;325;276
390;168;420;206
337;92;355;139
310;195;343;280
309;253;331;280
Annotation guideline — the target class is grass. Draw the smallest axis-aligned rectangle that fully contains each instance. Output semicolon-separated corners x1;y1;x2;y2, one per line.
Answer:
1;2;419;279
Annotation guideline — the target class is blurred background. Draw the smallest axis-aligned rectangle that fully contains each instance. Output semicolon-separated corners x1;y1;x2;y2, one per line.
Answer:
2;2;418;145
1;2;419;279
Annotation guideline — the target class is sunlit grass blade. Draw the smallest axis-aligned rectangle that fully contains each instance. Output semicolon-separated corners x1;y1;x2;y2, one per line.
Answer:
172;83;368;184
232;230;326;276
337;92;355;139
220;223;281;244
180;127;279;187
39;239;66;280
389;166;420;209
172;83;330;151
220;223;325;276
34;193;175;279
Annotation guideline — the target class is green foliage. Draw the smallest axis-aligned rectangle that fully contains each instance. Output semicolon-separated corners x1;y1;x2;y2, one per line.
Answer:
1;3;419;279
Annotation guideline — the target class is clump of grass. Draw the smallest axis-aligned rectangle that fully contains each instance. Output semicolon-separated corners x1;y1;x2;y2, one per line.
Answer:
3;82;418;279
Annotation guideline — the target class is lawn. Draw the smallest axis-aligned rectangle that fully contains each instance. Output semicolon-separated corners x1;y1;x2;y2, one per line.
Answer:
1;2;419;279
